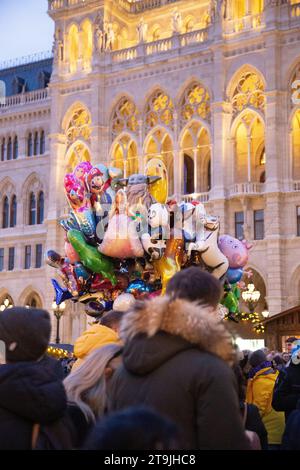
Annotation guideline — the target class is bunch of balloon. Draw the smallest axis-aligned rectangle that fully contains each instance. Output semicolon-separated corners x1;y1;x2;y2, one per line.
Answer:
47;158;253;319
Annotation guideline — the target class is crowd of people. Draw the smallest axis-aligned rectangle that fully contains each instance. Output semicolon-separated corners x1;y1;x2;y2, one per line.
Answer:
0;267;300;450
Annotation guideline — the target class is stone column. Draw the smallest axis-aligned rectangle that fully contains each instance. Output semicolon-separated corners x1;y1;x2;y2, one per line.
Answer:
265;193;286;315
138;119;144;174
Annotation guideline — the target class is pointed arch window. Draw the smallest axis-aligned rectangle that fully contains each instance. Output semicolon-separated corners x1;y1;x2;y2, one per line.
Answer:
27;133;33;157
180;83;211;127
13;136;18;160
2;196;9;228
231;71;265;116
40;130;45;155
7;137;12;161
37;191;44;224
111;98;139;140
33;132;39;156
29;192;36;225
183;154;195;194
10;195;17;227
1;138;5;161
207;159;211;191
145;91;174;133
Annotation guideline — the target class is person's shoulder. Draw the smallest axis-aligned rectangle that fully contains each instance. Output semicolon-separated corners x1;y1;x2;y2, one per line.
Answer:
176;348;233;376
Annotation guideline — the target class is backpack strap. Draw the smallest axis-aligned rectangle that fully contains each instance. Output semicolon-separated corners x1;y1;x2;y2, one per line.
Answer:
243;402;248;427
31;424;40;450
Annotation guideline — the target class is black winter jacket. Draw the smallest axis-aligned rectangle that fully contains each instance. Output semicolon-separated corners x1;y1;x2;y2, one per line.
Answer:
272;363;300;421
0;360;67;450
108;297;250;450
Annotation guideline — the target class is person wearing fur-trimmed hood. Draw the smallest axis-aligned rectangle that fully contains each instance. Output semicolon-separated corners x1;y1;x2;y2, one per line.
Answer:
107;268;249;450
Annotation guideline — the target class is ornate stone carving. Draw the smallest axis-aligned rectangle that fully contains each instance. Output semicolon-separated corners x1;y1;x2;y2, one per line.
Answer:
171;8;182;35
52;28;64;63
137;17;148;43
94;11;104;52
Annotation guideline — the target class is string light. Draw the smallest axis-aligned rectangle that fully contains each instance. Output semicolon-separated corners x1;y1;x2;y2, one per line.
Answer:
47;346;73;359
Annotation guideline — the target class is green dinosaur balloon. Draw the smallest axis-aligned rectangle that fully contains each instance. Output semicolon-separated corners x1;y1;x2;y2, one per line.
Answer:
67;229;117;285
221;283;240;315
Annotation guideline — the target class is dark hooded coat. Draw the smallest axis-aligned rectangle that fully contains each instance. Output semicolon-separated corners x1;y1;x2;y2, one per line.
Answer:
0;361;67;450
107;297;250;450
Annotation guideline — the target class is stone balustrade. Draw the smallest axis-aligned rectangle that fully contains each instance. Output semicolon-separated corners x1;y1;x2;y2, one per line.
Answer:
0;88;50;111
48;0;181;13
224;13;265;35
48;0;94;10
227;182;265;197
182;192;210;203
109;27;210;66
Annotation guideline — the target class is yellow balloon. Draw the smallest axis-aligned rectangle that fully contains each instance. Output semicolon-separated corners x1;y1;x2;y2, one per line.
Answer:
145;158;168;204
153;238;184;294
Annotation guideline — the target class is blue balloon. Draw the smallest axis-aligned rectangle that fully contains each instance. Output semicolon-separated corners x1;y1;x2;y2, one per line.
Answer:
226;268;244;285
74;262;91;281
51;278;73;305
126;279;151;294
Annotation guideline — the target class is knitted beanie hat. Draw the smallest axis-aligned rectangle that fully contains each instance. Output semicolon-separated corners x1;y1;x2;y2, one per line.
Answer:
249;349;267;368
0;307;51;362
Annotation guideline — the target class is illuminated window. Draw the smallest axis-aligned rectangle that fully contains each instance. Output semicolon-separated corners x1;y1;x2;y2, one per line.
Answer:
82;20;93;70
232;71;265;115
111;98;138;139
292;110;300;180
68;24;79;73
66;108;91;145
111;135;138;177
145;91;174;132
180;83;210;127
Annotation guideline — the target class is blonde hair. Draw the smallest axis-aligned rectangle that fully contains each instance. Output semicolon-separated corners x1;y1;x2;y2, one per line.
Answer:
64;343;122;423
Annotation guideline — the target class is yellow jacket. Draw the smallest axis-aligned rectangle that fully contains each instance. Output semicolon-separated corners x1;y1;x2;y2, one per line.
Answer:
246;367;285;445
72;324;120;370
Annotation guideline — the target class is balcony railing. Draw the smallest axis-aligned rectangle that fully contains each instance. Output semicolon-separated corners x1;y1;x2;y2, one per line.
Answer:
182;192;210;203
227;182;265;197
224;13;264;35
0;88;50;110
114;0;179;13
0;51;52;71
110;27;209;65
48;0;95;10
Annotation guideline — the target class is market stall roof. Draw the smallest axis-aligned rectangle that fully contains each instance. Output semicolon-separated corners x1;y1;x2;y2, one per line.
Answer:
262;305;300;325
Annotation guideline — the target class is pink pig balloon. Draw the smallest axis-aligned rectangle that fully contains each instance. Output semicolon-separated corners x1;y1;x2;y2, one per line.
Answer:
65;241;80;264
218;235;252;269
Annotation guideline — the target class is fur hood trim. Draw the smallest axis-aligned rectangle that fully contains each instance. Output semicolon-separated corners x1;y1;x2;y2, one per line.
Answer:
120;297;234;364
